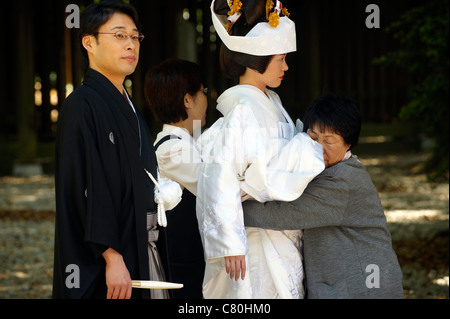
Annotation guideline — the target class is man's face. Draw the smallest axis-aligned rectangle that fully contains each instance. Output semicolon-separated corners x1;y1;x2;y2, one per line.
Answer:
84;12;140;84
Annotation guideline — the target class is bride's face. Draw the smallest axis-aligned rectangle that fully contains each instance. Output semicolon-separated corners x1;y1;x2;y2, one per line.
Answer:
260;54;289;88
241;54;289;92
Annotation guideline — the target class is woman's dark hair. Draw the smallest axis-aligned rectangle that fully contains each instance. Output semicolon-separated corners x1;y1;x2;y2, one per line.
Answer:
144;58;203;124
303;94;362;150
220;46;274;79
79;0;141;65
215;0;274;79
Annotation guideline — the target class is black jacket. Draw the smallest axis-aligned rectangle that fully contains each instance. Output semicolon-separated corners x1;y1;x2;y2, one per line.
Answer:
53;68;157;298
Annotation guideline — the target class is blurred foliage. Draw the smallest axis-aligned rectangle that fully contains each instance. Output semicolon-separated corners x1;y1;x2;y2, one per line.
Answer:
374;0;449;182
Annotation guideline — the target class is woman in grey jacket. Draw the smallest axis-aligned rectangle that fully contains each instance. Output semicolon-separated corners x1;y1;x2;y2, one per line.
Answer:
243;94;404;298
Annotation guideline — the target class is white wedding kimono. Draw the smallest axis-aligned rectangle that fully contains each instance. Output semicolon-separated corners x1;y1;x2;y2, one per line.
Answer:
196;85;324;299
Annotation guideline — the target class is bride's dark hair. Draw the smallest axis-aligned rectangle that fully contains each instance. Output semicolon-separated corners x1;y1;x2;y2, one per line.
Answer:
215;0;274;79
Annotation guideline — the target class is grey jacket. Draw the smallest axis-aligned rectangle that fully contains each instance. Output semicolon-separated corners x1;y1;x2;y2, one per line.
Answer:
243;156;404;299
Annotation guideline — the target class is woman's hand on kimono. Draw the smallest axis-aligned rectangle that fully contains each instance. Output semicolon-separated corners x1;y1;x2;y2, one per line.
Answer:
102;248;132;299
225;255;246;281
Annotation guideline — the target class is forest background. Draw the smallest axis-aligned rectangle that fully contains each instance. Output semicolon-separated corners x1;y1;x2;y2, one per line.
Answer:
0;0;448;300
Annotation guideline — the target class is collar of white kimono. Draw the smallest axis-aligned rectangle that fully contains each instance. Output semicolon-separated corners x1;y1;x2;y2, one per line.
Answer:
217;85;277;116
217;85;295;134
160;123;203;151
162;124;193;140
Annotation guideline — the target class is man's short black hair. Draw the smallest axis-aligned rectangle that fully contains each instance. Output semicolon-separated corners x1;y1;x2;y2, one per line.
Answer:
79;0;141;65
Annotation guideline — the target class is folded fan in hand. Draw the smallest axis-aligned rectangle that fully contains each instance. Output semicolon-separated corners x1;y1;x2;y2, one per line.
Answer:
132;280;183;289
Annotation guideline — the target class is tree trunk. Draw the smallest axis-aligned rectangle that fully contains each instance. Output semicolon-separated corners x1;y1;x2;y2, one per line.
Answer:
14;0;37;163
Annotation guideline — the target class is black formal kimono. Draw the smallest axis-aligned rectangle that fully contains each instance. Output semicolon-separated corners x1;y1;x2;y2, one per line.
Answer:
52;68;158;299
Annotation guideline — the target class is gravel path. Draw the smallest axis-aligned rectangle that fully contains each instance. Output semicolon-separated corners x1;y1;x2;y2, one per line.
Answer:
0;153;448;299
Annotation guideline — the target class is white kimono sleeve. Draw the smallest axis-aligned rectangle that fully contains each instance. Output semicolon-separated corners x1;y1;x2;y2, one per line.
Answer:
241;132;325;202
196;105;262;260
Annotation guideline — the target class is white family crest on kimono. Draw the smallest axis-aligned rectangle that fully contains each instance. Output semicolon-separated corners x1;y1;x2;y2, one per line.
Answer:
196;85;325;299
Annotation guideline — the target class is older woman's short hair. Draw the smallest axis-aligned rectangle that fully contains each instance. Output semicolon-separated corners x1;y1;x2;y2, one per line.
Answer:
145;58;203;124
303;94;362;150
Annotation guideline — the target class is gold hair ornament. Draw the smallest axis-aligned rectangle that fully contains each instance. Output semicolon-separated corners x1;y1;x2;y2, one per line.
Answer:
225;0;290;33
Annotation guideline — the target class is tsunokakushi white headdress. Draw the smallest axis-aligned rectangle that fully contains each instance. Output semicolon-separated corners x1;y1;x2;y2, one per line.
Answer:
211;0;297;56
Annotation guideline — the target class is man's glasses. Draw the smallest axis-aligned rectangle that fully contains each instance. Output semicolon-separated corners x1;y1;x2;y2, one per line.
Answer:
96;31;145;43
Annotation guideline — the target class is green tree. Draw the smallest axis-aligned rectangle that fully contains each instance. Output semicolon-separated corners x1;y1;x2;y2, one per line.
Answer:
375;0;449;181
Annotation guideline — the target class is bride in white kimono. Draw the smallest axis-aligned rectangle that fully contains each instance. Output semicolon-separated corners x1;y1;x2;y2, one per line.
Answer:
196;0;325;299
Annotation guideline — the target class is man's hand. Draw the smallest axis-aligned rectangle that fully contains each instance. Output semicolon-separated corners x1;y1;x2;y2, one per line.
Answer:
102;248;132;299
225;255;246;281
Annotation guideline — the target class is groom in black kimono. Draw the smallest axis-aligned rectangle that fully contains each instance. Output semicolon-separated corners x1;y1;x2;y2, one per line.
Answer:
53;1;158;299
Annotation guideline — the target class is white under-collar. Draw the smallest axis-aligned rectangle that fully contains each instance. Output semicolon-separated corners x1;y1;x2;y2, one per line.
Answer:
123;87;136;113
343;150;352;161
